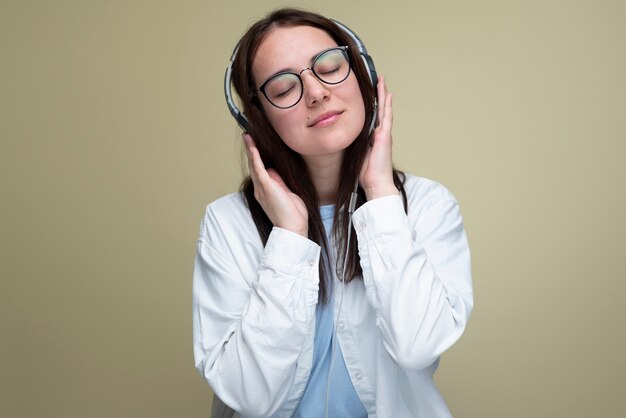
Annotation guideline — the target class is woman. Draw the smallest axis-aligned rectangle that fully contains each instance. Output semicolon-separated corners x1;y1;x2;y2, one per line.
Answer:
193;8;473;418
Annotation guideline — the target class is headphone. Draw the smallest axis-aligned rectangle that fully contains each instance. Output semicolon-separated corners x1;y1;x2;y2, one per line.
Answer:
224;19;378;133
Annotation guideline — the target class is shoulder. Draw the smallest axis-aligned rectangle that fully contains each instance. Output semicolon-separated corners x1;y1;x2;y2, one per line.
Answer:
398;174;469;255
204;191;249;220
197;192;260;249
398;173;466;230
401;173;459;212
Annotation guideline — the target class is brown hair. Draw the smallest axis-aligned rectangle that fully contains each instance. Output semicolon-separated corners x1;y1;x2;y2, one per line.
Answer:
231;8;407;303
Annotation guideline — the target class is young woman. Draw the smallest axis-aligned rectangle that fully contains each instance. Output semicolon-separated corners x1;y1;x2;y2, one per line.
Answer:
193;8;473;418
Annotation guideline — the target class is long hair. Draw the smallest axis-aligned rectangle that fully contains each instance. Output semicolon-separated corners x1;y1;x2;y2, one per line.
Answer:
231;8;407;303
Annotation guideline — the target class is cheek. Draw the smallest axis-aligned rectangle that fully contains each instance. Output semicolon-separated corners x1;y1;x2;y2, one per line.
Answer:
263;104;289;134
264;107;302;148
268;111;294;138
355;95;366;124
345;78;366;123
349;90;366;130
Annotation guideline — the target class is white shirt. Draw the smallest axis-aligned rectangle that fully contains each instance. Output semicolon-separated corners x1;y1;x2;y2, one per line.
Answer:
192;174;473;418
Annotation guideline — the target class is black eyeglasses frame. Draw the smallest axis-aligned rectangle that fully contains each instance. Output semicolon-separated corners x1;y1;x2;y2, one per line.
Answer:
255;46;351;109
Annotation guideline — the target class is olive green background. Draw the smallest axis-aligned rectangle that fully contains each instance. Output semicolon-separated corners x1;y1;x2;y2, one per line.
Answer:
1;0;624;417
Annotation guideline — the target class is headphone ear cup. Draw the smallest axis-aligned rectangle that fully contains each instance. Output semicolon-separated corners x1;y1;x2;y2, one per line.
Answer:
360;53;378;89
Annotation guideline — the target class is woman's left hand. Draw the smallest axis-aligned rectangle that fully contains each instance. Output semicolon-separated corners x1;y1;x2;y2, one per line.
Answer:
359;75;400;201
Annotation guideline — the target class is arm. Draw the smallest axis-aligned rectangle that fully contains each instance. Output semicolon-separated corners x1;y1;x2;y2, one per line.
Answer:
356;76;473;370
193;212;320;416
352;192;473;370
193;131;315;415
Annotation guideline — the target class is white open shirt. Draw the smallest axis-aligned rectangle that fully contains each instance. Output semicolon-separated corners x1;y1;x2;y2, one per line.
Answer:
193;174;473;417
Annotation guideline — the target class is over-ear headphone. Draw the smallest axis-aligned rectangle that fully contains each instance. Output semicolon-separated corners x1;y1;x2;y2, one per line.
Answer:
224;19;378;133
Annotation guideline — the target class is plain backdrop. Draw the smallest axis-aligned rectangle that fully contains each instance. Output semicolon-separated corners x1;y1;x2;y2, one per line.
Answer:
1;0;625;417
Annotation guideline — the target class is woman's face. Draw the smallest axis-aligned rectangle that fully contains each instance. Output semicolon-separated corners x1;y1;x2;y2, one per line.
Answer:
252;25;366;163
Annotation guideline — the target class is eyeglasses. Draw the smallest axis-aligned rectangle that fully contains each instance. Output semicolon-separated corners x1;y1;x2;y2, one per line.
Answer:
256;46;351;109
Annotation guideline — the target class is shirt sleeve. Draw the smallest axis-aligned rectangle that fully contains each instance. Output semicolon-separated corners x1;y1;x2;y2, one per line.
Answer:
192;216;321;416
352;193;473;371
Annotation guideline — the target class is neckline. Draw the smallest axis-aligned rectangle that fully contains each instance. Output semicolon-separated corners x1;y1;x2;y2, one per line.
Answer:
319;204;335;221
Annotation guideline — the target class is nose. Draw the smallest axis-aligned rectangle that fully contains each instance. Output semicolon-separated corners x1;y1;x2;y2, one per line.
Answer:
300;69;330;107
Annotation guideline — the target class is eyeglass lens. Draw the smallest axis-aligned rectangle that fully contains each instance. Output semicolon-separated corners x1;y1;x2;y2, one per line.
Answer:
263;48;350;108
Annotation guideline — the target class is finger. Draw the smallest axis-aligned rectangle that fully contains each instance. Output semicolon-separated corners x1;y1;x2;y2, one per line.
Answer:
376;89;392;127
372;95;394;155
382;93;393;133
243;134;254;171
243;134;259;177
376;76;386;126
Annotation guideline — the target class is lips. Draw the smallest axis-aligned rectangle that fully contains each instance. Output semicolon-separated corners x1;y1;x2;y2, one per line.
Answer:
307;110;344;127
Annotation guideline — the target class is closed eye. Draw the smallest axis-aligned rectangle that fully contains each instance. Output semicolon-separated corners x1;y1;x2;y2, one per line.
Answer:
318;66;341;76
274;84;296;98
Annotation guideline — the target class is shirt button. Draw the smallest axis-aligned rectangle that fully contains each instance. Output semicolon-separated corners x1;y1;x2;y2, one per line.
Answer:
338;321;345;329
308;260;314;267
358;223;366;232
354;371;362;381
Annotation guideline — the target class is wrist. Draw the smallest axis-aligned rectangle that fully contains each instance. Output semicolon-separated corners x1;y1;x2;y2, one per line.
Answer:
364;184;400;201
277;223;308;238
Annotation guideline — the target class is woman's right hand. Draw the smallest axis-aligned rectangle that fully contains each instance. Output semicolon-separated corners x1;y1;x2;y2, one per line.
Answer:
243;134;309;237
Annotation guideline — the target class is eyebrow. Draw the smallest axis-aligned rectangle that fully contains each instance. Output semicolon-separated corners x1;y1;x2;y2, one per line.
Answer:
262;47;333;82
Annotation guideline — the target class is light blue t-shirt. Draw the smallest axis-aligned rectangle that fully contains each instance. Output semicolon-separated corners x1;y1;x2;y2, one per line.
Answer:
292;205;367;418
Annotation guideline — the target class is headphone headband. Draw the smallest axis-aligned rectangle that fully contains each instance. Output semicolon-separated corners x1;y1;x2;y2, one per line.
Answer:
224;19;377;132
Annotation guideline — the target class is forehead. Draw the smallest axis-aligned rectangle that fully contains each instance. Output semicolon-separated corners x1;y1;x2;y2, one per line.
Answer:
252;25;339;83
